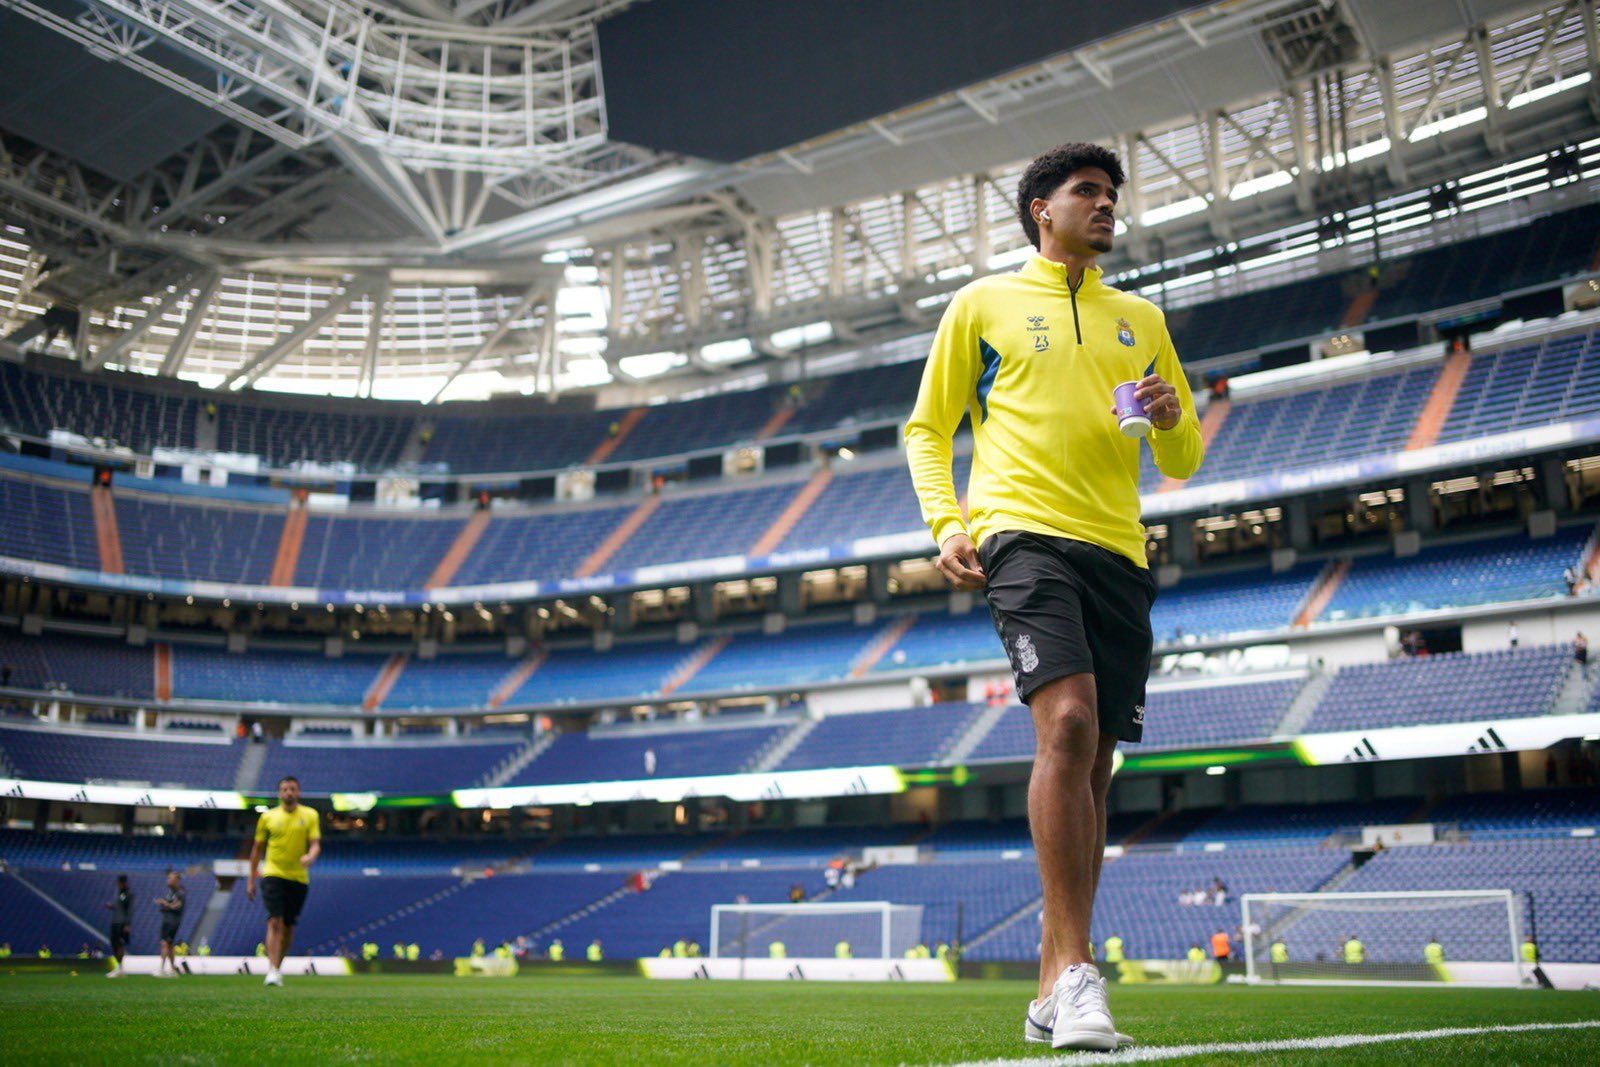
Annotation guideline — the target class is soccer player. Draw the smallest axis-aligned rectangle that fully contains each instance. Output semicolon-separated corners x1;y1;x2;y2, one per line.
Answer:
246;775;321;988
907;142;1202;1051
155;870;186;977
105;874;133;978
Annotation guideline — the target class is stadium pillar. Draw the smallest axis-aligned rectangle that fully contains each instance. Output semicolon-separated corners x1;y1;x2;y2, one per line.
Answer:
1537;457;1571;513
777;572;803;616
1287;500;1313;551
691;582;718;626
867;561;893;605
1405;478;1436;533
1169;519;1196;567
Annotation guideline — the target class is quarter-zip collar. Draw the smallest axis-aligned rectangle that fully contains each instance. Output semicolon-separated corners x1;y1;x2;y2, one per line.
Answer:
1020;253;1106;295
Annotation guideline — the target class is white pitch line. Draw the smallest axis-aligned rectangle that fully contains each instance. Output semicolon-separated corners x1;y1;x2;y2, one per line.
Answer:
937;1019;1600;1066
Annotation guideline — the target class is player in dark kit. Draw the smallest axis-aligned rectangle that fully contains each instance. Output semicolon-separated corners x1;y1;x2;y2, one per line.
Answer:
155;870;186;978
105;873;133;978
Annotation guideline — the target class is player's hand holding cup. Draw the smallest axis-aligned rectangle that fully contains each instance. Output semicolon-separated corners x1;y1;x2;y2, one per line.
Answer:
1112;374;1181;435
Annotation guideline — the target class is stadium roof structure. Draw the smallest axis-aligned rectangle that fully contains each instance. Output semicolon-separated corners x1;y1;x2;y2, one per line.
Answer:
0;0;1595;400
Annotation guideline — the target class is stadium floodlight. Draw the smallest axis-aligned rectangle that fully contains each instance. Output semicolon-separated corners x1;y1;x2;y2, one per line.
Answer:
710;901;923;961
1242;890;1528;988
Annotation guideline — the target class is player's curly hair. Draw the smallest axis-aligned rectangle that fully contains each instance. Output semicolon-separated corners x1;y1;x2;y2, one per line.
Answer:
1016;142;1126;249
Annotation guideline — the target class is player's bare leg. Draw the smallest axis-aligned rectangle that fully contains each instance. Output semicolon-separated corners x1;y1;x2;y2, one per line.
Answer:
1029;672;1101;989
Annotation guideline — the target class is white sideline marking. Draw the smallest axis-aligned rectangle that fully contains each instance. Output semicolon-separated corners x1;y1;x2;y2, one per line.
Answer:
938;1019;1600;1065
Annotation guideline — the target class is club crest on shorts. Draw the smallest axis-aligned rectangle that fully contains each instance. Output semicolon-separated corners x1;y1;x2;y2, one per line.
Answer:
1116;318;1136;347
1133;704;1145;725
1013;633;1039;674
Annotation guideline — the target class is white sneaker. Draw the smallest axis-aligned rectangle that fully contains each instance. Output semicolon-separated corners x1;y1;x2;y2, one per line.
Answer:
1028;984;1134;1047
264;970;283;987
106;967;123;979
1049;963;1118;1051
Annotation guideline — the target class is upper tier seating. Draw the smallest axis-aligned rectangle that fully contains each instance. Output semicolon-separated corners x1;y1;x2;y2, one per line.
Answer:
0;476;98;571
294;513;465;590
0;360;196;453
507;722;786;786
1304;644;1570;733
1322;526;1591;621
256;737;523;794
604;483;803;572
0;629;153;699
0;725;242;787
214;399;412;471
774;702;981;770
1436;327;1600;444
448;504;632;587
170;644;382;706
1426;788;1600;838
114;494;281;584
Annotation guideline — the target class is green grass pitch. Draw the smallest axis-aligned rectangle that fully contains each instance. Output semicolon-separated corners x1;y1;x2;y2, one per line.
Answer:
2;974;1598;1064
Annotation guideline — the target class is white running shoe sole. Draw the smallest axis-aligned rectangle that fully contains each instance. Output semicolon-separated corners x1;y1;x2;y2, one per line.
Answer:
1027;1011;1133;1048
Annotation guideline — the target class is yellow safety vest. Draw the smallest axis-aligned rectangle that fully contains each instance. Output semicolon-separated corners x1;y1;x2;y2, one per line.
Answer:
1103;937;1124;963
586;944;602;961
1343;940;1364;964
1425;942;1444;964
1270;942;1288;963
1187;947;1205;962
1522;941;1538;963
548;943;564;961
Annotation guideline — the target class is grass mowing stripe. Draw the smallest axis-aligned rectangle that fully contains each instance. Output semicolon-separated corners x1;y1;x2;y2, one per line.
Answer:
941;1019;1600;1066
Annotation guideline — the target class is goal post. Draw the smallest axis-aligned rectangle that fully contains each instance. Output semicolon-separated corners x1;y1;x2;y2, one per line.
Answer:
709;901;923;960
1242;890;1527;987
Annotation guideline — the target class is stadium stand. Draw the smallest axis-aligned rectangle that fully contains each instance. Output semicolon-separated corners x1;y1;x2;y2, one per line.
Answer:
683;620;881;694
1435;326;1600;444
775;703;981;771
114;494;282;584
294;513;465;590
1302;644;1571;733
255;737;524;794
0;630;153;700
1322;526;1592;621
1426;788;1600;838
603;482;803;571
0;475;99;571
1164;272;1349;364
508;722;787;785
0;725;243;788
1150;563;1324;642
0;361;196;454
448;504;633;587
169;645;382;707
213;400;412;472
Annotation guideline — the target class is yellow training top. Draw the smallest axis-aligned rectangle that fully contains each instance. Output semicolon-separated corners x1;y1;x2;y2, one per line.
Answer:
906;255;1204;567
254;803;321;884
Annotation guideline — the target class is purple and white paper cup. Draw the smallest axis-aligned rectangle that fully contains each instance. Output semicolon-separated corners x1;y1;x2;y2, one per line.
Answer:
1113;381;1151;438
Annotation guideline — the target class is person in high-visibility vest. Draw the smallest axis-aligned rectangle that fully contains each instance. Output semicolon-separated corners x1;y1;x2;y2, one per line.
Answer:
1270;940;1288;964
1103;935;1124;963
769;941;786;959
255;943;267;958
687;942;700;958
672;939;688;959
1522;938;1539;963
832;940;850;959
1343;937;1365;964
904;946;919;959
658;947;672;958
935;942;951;962
494;944;512;960
38;946;52;959
362;942;378;961
548;940;564;962
1210;930;1231;961
406;943;421;961
0;943;12;959
392;943;405;960
586;940;603;961
471;939;486;958
1424;939;1444;964
914;944;931;959
197;940;211;957
1186;945;1205;962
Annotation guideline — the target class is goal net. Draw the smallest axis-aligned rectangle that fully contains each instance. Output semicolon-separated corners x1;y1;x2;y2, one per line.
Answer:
710;901;924;960
1242;890;1528;986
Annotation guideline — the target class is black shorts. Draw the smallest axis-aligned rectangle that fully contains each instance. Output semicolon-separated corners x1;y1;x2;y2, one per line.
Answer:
261;876;309;927
160;920;182;945
979;530;1157;743
110;923;130;954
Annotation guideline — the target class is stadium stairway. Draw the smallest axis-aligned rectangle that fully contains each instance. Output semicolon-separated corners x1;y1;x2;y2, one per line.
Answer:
661;636;732;698
268;504;308;586
425;509;492;589
1407;350;1473;451
850;616;917;677
575;496;659;578
1273;669;1334;737
1159;397;1231;493
1549;660;1596;717
748;468;834;557
480;735;546;787
585;406;647;465
89;484;125;574
944;701;1013;763
488;652;546;709
522;882;636;948
363;655;409;711
755;402;796;440
306;879;475;954
153;643;173;702
233;739;269;792
749;718;819;772
1292;559;1351;627
962;893;1043;956
190;882;236;949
